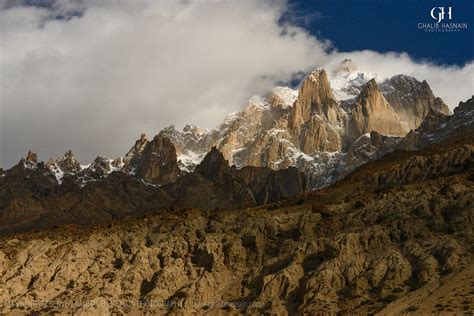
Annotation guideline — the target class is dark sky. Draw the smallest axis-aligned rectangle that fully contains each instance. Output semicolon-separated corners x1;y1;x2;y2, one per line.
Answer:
286;0;473;66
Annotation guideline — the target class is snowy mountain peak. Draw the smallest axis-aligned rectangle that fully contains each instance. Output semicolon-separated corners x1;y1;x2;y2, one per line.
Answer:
329;67;383;101
44;150;82;183
268;86;298;109
22;150;38;169
182;124;209;137
56;150;81;172
25;150;38;164
334;58;358;74
9;62;459;191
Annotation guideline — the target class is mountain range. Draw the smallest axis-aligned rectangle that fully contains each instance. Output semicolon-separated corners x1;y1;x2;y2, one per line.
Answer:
0;92;472;314
1;59;471;236
4;59;452;188
0;58;473;314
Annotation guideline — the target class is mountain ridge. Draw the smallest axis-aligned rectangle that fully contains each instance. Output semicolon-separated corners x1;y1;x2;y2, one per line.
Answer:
8;60;452;191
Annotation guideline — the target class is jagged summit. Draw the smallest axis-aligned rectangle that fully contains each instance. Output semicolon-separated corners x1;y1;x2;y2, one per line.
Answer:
334;58;358;74
194;147;231;182
44;150;82;183
122;133;149;175
289;68;338;128
25;150;38;164
56;150;81;173
330;63;450;131
133;135;180;184
399;96;474;150
18;150;40;171
348;78;407;139
357;78;382;101
380;74;450;130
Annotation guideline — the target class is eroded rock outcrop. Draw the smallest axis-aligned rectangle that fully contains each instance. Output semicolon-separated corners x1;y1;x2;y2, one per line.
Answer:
369;145;473;188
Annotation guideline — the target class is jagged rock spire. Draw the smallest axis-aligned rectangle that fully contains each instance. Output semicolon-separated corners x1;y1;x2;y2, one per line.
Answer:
194;147;232;182
288;69;338;129
381;75;450;130
133;135;180;184
287;69;345;153
56;150;81;174
335;58;358;74
347;79;407;140
25;150;38;163
122;133;149;172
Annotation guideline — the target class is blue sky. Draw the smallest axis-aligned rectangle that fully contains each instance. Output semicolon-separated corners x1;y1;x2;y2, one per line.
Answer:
286;0;473;66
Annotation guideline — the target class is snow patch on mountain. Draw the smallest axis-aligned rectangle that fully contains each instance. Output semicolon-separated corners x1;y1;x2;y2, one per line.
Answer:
178;151;206;173
330;70;385;101
48;163;65;184
270;86;298;108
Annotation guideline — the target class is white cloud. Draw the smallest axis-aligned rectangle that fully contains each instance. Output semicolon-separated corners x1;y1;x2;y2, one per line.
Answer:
0;0;472;167
0;0;329;167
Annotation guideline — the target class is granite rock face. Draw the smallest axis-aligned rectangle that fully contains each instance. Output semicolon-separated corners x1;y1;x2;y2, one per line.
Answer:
347;79;407;140
288;69;345;153
399;96;474;150
122;133;149;171
380;75;451;130
132;135;181;185
151;64;453;188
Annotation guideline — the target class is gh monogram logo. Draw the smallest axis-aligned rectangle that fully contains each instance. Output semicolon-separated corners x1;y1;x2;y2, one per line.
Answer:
430;7;452;23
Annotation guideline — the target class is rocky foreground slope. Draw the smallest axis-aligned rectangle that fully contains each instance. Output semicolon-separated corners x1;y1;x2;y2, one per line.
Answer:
0;129;472;314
